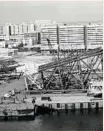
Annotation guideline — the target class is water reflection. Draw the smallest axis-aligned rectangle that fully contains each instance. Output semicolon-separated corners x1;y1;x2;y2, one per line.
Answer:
0;110;102;131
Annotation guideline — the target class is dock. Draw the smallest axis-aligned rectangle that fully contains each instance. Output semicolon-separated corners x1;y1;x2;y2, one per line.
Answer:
33;93;103;115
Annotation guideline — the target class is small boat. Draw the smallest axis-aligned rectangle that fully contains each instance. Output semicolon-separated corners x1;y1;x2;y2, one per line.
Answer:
87;80;103;98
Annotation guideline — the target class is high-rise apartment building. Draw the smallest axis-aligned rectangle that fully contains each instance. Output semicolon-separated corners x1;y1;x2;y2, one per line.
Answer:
59;25;85;50
19;24;23;35
86;24;103;49
22;23;28;34
35;20;57;32
0;22;102;50
23;32;38;46
0;25;6;41
3;24;11;40
0;25;4;35
40;23;103;51
11;25;15;35
41;25;58;51
18;23;28;34
14;24;19;35
35;20;56;26
27;23;36;33
41;25;85;51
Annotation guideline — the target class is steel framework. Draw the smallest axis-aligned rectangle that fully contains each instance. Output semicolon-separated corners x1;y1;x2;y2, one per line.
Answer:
25;47;103;91
38;47;103;90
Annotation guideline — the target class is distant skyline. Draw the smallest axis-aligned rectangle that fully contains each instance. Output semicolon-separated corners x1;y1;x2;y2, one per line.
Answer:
0;1;103;24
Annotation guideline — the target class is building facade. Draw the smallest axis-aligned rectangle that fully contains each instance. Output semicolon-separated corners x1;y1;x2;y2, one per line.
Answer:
23;32;38;46
0;22;103;51
41;25;58;51
59;25;85;50
40;23;103;52
40;25;85;51
86;24;103;49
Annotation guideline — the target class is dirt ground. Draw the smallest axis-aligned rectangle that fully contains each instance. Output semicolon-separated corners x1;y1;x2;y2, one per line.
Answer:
0;76;25;97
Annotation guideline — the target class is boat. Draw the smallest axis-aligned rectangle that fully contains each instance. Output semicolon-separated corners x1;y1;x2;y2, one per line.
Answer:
87;80;103;98
0;102;35;121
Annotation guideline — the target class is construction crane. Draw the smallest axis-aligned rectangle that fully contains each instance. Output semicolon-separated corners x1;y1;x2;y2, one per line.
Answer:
24;25;61;91
46;37;54;55
42;24;60;59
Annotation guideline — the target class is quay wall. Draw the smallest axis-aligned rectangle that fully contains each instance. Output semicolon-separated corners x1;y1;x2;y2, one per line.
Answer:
41;101;103;110
34;100;103;115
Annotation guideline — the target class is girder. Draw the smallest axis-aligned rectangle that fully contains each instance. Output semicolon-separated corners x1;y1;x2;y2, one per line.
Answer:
25;47;103;91
38;48;103;72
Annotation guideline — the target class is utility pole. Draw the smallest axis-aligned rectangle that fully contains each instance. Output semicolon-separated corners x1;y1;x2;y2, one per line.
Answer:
41;71;45;89
57;24;60;60
56;24;64;90
84;26;87;51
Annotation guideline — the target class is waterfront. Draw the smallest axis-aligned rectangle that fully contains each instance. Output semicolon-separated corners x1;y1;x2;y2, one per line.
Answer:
0;110;102;131
0;1;103;131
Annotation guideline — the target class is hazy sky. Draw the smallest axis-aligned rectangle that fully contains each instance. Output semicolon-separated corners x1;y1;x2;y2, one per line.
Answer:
0;1;103;24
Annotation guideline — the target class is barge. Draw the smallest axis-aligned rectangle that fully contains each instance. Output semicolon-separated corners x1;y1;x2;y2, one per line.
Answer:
0;103;34;121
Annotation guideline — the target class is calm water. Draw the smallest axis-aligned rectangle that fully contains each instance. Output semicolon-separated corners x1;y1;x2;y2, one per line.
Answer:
0;110;103;131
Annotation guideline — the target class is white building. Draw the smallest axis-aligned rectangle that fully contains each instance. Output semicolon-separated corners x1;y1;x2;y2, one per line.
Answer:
59;25;85;50
86;24;103;49
0;41;6;48
11;25;15;35
41;25;58;51
35;20;56;26
0;48;18;56
27;23;35;33
3;24;11;40
40;25;85;51
23;32;38;46
22;23;28;34
14;24;19;35
0;25;4;35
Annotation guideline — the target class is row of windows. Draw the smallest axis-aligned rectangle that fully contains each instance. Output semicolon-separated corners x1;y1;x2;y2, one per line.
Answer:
42;34;84;37
87;34;103;36
41;30;84;33
60;34;84;37
60;39;84;41
87;37;103;39
88;36;103;38
59;33;84;36
59;41;84;43
60;29;84;31
87;38;103;40
87;32;103;34
60;32;84;34
87;42;103;43
87;43;103;45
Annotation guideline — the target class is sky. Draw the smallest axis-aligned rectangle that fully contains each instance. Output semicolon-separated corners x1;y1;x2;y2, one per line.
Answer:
0;1;103;24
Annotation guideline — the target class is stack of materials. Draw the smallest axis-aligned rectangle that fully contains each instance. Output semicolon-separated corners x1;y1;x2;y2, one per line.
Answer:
0;56;22;84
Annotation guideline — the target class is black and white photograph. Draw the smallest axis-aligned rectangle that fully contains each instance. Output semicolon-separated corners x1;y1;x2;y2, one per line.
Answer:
0;0;103;131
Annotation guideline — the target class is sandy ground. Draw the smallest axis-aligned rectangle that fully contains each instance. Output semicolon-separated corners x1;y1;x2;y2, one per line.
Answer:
15;54;53;74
